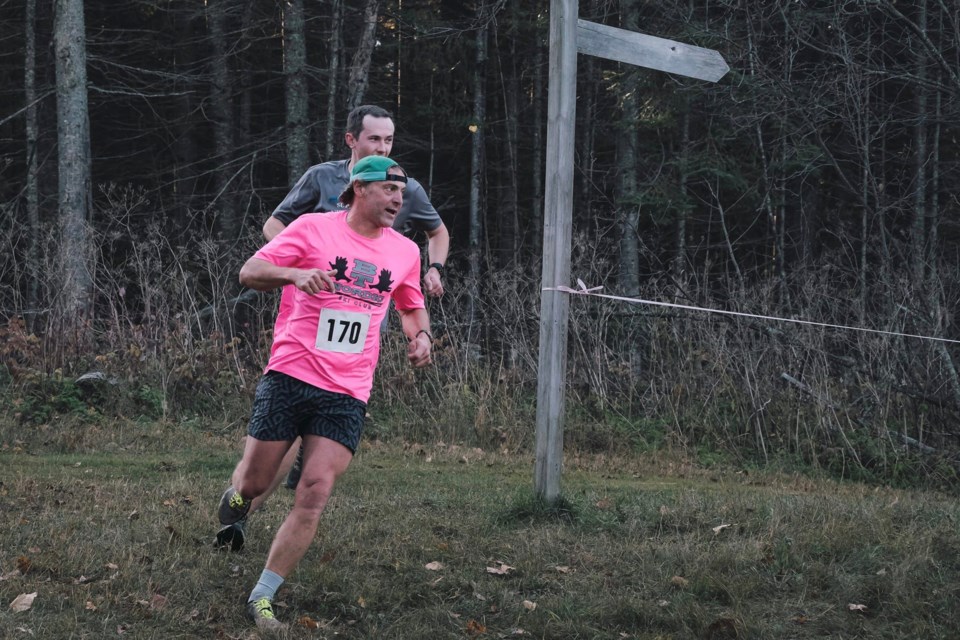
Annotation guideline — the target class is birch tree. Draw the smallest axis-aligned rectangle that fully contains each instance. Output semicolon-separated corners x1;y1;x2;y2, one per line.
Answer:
53;0;92;323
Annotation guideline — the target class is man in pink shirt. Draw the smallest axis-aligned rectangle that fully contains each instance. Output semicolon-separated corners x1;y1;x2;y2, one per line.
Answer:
217;156;433;632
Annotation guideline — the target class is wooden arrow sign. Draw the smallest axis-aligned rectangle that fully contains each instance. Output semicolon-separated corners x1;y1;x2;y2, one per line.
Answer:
536;1;730;504
576;19;729;83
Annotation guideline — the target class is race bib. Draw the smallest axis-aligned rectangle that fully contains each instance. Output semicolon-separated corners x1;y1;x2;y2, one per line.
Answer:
315;308;371;354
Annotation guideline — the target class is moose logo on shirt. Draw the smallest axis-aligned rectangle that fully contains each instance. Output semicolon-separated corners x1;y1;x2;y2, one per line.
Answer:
328;256;393;307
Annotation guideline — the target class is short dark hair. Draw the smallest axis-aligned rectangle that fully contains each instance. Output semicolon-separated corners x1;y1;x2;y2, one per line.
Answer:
346;105;394;139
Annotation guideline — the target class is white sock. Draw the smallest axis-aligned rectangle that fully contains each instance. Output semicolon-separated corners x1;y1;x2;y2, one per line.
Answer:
248;568;284;603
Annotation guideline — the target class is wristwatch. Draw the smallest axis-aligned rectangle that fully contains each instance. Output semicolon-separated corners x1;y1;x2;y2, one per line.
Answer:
428;262;444;274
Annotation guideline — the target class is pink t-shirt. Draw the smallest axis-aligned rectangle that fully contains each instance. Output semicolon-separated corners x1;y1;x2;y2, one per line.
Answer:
254;210;424;402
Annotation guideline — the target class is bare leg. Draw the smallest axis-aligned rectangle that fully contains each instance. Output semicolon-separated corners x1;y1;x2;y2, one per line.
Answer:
231;437;302;514
262;435;353;577
232;436;294;501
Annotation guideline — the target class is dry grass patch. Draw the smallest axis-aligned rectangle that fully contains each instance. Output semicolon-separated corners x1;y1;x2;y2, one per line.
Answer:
1;441;959;639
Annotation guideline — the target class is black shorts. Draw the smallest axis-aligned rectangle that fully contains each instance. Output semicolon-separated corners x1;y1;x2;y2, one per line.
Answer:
247;371;367;453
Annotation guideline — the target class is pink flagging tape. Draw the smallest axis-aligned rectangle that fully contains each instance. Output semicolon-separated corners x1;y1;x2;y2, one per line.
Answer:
544;279;960;345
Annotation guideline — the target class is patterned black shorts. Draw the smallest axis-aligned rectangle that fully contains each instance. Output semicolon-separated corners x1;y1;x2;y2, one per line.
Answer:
247;371;367;453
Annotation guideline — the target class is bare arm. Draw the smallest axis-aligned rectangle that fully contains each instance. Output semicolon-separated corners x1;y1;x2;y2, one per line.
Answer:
422;222;450;297
396;307;432;368
262;217;287;242
239;257;334;294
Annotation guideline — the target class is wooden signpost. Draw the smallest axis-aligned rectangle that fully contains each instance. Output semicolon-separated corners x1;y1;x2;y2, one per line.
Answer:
535;1;729;502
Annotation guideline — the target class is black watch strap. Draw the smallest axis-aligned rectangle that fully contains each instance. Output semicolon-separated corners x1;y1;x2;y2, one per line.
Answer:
429;262;444;274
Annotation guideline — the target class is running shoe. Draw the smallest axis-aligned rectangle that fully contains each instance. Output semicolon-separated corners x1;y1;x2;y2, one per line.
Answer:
218;487;251;525
246;597;286;633
214;515;246;551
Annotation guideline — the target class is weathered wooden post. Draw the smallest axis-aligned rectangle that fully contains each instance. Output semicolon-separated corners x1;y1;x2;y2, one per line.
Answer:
535;0;729;503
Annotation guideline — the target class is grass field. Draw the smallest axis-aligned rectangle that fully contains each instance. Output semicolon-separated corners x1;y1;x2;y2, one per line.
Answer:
2;428;959;639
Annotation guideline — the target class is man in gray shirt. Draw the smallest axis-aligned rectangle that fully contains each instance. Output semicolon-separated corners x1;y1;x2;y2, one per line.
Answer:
264;104;448;295
216;105;448;551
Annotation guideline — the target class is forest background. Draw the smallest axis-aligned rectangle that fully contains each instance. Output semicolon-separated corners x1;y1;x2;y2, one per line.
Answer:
1;0;959;488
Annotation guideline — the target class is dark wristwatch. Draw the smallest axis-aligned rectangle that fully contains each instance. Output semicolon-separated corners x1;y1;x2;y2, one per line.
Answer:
428;262;444;274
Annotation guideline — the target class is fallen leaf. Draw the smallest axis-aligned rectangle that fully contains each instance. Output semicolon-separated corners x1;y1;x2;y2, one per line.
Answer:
670;575;689;589
657;599;670;607
554;565;571;574
425;561;445;571
466;619;486;636
16;557;31;574
1;569;21;582
595;498;612;509
128;510;140;520
357;596;366;609
486;561;515;576
85;601;97;611
10;592;37;612
150;594;168;610
522;600;537;611
298;615;320;629
105;563;119;571
712;523;733;534
848;603;868;612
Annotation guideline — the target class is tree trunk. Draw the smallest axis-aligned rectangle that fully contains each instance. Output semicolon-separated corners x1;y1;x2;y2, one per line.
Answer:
25;0;41;321
237;0;256;152
615;1;639;297
346;0;379;111
911;0;928;289
324;0;342;159
283;0;309;185
530;15;545;257
578;55;597;222
53;0;93;324
206;0;238;237
673;100;690;284
496;8;519;268
926;68;941;291
467;6;488;344
173;10;200;226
